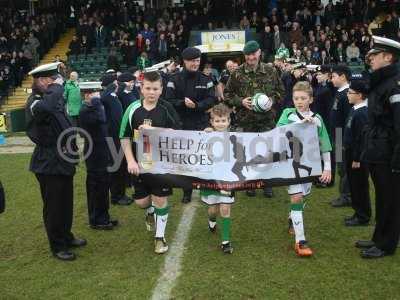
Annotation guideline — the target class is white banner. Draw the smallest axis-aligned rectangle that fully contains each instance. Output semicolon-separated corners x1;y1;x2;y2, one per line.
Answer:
137;123;322;190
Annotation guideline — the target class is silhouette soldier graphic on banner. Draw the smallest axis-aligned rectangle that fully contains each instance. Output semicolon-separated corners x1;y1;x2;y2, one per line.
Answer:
285;131;312;179
229;134;289;181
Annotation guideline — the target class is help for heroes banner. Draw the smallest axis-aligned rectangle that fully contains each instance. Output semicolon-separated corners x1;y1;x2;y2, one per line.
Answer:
136;123;322;190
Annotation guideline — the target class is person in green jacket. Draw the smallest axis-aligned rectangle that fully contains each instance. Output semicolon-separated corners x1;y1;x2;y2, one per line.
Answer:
64;71;82;127
136;51;151;70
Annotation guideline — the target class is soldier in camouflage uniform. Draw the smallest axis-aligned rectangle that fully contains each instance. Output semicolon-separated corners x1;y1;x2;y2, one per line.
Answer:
224;40;285;198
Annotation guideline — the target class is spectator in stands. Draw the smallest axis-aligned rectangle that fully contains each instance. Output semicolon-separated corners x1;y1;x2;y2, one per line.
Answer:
311;46;321;64
289;22;304;48
136;33;145;53
140;23;155;42
107;48;120;71
202;63;218;86
276;43;290;60
168;34;180;60
80;35;91;57
95;21;106;51
22;39;33;70
260;25;274;62
293;49;303;62
64;71;82;127
68;35;81;57
156;33;168;62
334;42;346;63
144;38;157;64
304;49;313;64
239;15;250;29
109;30;119;48
360;35;372;57
346;41;361;63
382;13;398;39
120;40;137;67
273;25;286;53
136;51;151;70
320;50;332;65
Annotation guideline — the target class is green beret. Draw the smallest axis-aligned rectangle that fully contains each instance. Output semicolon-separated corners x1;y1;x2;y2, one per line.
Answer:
243;41;260;55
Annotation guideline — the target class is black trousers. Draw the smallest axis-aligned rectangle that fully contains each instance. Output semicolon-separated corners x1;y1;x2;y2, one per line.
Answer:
86;172;111;225
109;157;127;202
0;180;5;214
35;174;74;253
345;150;371;222
370;164;400;253
337;147;351;199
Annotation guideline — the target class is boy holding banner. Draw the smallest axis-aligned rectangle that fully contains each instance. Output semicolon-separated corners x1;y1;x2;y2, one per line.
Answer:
202;104;234;254
277;81;332;257
120;71;181;254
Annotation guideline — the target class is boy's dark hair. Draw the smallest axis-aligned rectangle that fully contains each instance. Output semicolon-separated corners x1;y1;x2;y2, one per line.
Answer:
331;65;351;82
143;71;162;84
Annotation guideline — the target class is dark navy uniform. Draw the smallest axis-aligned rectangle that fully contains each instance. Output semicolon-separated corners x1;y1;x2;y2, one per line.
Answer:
312;79;336;186
165;69;216;130
165;68;216;202
344;101;371;223
117;88;138;112
25;83;78;254
79;96;112;226
101;82;130;205
329;70;352;206
361;62;400;256
117;72;140;112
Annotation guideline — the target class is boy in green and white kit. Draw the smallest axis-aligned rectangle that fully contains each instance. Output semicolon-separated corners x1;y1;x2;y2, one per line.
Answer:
201;104;234;254
277;81;332;257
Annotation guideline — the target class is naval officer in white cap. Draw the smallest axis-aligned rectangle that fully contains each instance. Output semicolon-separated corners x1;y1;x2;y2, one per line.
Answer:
356;36;400;258
25;62;86;261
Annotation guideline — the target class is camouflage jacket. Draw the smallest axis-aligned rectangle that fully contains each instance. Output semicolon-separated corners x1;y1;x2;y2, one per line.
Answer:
224;62;284;132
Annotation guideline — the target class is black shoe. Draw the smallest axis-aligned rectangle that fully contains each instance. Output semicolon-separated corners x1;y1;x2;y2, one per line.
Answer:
355;240;375;249
208;222;217;233
181;195;192;204
331;197;351;207
221;242;233;254
69;238;87;248
345;217;369;227
263;187;273;198
246;190;256;197
344;215;355;221
90;222;114;230
110;219;119;226
111;195;133;206
361;246;387;259
53;251;76;261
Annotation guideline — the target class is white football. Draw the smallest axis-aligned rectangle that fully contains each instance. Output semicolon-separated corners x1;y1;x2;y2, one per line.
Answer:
251;93;273;112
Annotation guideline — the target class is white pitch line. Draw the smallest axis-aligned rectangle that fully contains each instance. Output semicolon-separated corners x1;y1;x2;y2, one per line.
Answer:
151;192;200;300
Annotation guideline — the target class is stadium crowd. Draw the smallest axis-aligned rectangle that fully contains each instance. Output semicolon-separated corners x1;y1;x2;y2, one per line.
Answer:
0;8;67;101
